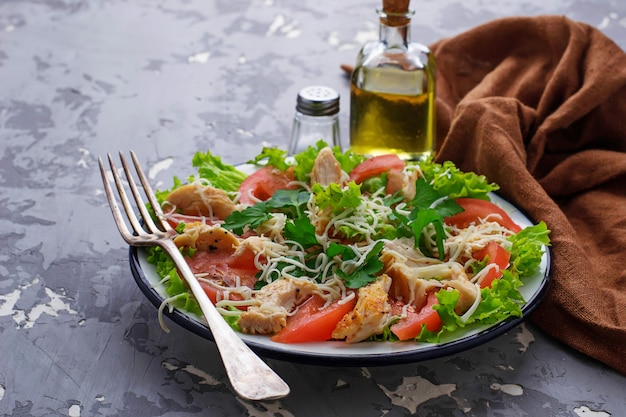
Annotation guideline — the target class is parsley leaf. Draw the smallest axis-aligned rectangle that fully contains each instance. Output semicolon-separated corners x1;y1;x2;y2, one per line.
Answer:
326;242;356;260
223;189;316;249
411;208;446;257
223;203;272;235
266;189;310;218
284;216;319;248
332;241;384;289
410;177;442;210
396;178;463;260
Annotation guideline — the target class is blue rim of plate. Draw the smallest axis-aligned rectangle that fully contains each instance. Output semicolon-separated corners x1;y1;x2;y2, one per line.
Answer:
128;194;551;367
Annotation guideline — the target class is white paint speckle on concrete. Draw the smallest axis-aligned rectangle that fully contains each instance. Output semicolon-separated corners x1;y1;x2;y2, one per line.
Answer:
379;376;456;414
68;404;81;417
491;383;524;396
574;406;611;417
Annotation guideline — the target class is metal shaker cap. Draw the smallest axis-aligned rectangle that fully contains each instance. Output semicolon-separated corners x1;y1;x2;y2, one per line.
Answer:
296;86;340;116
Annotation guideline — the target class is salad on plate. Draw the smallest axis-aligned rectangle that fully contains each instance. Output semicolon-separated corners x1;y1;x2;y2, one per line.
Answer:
146;141;550;346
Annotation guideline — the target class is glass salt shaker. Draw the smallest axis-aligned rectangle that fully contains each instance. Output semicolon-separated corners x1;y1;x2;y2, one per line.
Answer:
288;86;341;155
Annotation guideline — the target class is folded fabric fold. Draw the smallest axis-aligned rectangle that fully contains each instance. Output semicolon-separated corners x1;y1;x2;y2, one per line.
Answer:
429;15;626;374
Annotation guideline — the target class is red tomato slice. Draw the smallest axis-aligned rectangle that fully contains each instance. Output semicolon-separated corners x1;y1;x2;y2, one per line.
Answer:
227;245;259;272
349;154;406;184
238;166;297;205
444;198;522;233
186;248;260;309
390;291;442;341
271;295;356;343
198;281;242;305
474;241;511;288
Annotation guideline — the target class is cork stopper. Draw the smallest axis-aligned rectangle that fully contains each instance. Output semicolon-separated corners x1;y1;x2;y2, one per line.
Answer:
381;0;411;26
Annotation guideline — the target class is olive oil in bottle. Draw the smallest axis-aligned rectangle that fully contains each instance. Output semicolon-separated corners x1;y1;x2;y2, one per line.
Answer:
349;0;436;161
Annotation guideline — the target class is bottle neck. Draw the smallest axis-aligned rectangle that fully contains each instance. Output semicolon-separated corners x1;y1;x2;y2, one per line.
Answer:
379;20;411;48
377;9;414;49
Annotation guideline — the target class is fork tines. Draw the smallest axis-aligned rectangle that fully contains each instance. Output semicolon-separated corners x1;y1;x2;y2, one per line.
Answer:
99;151;173;246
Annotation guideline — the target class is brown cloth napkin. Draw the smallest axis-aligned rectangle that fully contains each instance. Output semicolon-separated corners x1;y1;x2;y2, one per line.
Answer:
429;16;626;374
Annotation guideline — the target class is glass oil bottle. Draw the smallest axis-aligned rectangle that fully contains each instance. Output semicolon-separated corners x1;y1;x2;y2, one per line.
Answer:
349;0;436;161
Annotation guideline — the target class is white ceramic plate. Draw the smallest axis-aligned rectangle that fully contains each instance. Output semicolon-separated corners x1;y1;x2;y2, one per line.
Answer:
129;193;550;366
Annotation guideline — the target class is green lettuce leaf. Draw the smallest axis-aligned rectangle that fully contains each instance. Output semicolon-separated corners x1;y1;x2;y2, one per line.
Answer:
145;247;202;316
508;221;551;277
312;181;362;214
192;150;247;192
418;160;499;200
248;146;290;171
419;270;524;343
291;140;365;183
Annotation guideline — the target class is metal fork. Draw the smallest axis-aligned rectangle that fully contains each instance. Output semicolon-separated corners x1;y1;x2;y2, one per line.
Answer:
98;151;290;401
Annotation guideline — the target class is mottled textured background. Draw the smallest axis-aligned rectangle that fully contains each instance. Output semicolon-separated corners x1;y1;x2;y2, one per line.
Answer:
1;0;625;416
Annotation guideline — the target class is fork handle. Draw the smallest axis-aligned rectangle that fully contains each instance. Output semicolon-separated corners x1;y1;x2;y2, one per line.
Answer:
159;239;290;401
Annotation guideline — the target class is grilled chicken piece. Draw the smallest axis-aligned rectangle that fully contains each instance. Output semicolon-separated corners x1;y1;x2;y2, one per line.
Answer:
382;238;443;267
442;278;478;315
232;235;268;259
386;168;419;200
238;278;317;335
332;274;392;343
173;222;240;252
386;270;442;311
310;147;344;186
381;238;477;314
381;239;444;309
166;183;236;219
400;169;420;201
